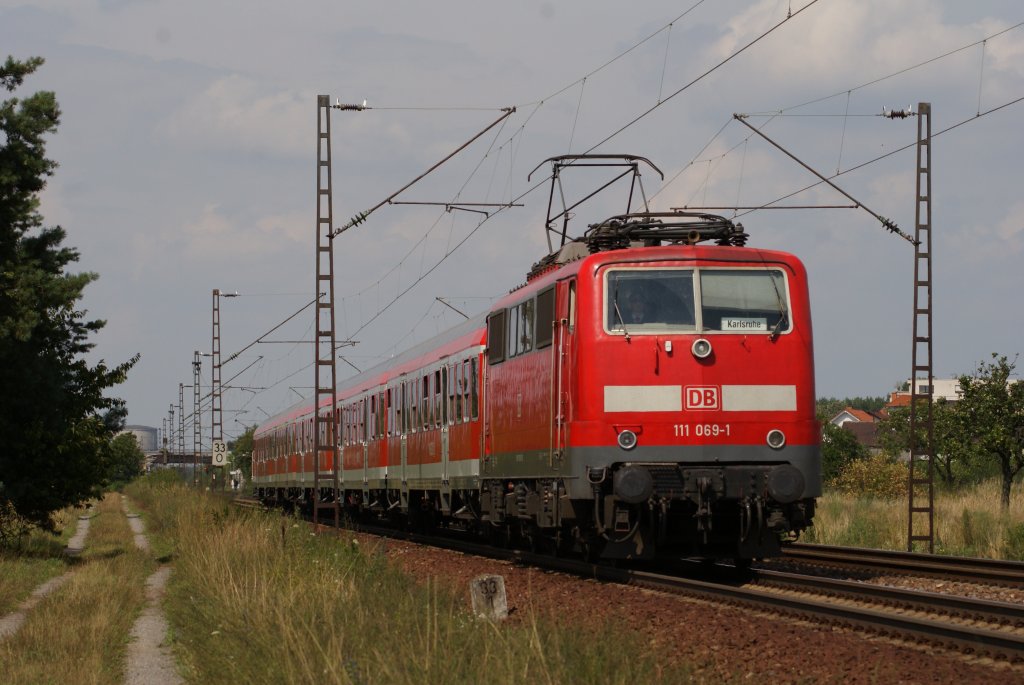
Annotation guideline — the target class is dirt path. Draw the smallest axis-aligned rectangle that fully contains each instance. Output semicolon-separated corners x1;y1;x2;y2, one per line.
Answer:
121;496;182;685
0;511;91;640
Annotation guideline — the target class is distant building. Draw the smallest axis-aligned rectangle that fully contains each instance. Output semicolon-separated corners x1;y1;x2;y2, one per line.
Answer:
905;378;962;402
829;407;884;427
884;377;964;410
120;425;158;452
828;407;886;454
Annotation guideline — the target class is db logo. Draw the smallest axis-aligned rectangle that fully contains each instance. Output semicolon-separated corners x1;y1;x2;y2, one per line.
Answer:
685;386;720;410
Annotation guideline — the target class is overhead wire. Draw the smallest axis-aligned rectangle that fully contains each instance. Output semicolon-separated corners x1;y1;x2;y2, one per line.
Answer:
653;18;1024;207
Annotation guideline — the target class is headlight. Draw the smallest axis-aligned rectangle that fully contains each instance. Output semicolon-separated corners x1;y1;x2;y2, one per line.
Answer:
617;429;638;450
766;429;786;449
691;338;712;359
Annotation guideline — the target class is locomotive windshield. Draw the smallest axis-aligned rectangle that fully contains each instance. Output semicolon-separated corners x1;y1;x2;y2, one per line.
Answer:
605;267;789;334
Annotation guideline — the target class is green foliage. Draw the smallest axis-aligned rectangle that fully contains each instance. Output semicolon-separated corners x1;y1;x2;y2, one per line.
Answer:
828;453;908;499
955;354;1024;508
106;433;145;486
820;421;867;481
0;56;137;535
1004;523;1024;561
816;396;887;421
228;424;254;479
875;357;1024;498
958;509;1001;555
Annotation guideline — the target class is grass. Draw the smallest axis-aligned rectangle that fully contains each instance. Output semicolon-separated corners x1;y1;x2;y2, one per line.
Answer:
125;475;674;685
0;492;154;685
0;505;83;614
804;478;1024;559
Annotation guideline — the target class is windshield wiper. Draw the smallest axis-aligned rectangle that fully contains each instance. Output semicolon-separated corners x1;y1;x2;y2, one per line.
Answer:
767;273;787;341
613;292;631;341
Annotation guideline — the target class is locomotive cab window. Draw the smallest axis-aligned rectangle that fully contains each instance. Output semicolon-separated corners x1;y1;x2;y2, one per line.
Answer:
606;269;696;332
699;269;790;334
604;267;791;335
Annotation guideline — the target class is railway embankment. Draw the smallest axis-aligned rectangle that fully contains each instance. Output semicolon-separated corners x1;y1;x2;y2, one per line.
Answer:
3;474;1022;683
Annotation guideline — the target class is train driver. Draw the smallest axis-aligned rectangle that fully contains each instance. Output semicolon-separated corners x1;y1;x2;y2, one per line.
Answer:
625;292;654;324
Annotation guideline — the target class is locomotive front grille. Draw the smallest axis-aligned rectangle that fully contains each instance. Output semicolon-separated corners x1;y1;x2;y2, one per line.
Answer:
646;464;685;498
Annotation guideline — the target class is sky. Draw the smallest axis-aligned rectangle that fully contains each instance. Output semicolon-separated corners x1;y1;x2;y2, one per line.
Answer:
2;0;1022;443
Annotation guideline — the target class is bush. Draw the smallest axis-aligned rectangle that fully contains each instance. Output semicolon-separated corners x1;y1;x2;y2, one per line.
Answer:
1005;523;1024;561
0;500;32;548
828;453;908;499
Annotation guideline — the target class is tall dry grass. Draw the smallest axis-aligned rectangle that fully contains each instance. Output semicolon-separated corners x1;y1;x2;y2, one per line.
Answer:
805;479;1024;559
0;492;154;685
0;505;82;614
126;476;669;685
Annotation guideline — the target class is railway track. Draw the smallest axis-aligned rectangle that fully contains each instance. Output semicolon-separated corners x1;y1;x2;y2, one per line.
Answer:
780;542;1024;588
232;498;1024;662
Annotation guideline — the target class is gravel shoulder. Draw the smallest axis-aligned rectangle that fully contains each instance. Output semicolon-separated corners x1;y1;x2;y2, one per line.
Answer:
364;533;1024;684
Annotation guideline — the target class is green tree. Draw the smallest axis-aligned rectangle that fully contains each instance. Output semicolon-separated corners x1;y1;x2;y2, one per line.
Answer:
229;425;255;480
107;433;145;485
0;56;137;536
821;421;867;482
877;399;990;488
955;354;1024;509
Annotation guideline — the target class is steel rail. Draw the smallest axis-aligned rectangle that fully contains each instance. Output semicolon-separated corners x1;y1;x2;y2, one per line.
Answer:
781;543;1024;588
752;567;1024;627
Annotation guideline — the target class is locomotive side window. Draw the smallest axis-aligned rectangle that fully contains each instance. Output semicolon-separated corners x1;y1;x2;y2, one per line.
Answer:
519;298;534;354
699;269;789;333
507;304;520;357
487;310;506;365
606;269;696;332
535;287;554;348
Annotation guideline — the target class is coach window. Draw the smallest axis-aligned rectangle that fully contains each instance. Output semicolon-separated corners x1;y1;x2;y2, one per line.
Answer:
409;380;417;432
354;399;361;443
444;365;452;424
389;388;397;437
455;362;464;422
421;374;430;430
436;368;444;427
370;395;378;441
487;310;506;365
402;382;410;434
470;357;480;419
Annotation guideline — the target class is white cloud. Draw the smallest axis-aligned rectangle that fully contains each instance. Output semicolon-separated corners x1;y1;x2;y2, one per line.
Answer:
158;75;308;158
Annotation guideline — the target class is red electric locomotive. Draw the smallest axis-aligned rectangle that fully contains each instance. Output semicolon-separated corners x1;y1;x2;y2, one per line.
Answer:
253;156;820;562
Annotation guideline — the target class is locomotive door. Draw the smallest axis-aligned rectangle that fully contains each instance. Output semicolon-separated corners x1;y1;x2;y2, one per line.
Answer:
551;278;576;467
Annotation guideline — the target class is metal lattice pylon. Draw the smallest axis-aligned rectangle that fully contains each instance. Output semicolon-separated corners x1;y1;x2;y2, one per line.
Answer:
907;102;935;553
313;95;340;526
178;383;185;458
193;350;202;486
